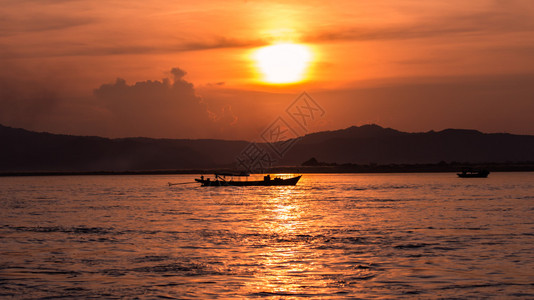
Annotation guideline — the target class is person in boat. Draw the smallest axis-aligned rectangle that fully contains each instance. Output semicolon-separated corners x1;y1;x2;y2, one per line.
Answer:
200;175;204;181
264;174;271;181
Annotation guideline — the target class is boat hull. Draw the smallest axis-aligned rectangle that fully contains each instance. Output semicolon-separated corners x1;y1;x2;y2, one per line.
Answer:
195;175;302;186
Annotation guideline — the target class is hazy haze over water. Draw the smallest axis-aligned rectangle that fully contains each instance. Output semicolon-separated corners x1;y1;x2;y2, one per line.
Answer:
1;173;533;298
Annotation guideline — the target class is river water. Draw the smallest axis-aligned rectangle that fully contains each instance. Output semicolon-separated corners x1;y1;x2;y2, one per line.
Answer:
0;173;533;299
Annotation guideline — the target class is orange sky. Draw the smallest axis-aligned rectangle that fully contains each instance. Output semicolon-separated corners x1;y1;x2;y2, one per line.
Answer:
1;0;533;139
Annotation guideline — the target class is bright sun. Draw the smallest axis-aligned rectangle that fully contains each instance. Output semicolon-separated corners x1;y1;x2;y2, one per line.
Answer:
254;43;312;84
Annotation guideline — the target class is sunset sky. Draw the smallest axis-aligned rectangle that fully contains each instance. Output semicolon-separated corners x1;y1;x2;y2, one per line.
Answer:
1;0;533;140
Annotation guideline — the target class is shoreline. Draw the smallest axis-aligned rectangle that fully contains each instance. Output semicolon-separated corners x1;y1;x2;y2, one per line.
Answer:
1;162;534;177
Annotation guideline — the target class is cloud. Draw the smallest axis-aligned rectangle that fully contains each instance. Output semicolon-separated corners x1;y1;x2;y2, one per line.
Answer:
68;36;264;57
178;36;266;52
206;82;225;87
93;67;238;138
0;35;267;59
0;66;239;139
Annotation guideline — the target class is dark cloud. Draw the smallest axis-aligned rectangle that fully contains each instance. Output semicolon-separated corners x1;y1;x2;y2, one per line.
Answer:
0;36;267;59
205;82;225;87
0;66;239;139
178;36;266;52
93;67;238;138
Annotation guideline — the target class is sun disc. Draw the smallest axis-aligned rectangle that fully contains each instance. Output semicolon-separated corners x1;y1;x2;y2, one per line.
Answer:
254;43;312;84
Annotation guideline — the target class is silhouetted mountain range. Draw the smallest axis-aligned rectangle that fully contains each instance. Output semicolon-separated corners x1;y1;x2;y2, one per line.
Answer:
1;123;534;173
280;124;534;165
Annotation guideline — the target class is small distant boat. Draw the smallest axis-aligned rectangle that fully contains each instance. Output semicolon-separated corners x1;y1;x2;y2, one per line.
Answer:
457;169;490;178
195;173;302;187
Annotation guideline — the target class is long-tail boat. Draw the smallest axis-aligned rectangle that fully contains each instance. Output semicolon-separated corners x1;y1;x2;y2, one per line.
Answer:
195;173;302;186
457;169;490;178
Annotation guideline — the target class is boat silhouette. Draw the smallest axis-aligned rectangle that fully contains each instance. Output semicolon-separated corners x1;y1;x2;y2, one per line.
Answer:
457;169;490;178
195;173;302;186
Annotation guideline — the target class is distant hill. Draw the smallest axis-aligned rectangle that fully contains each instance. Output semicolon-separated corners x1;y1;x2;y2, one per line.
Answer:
0;124;247;172
280;124;534;165
1;123;534;172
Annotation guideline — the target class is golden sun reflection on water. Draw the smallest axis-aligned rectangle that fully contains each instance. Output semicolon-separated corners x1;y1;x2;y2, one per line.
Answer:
245;186;334;296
